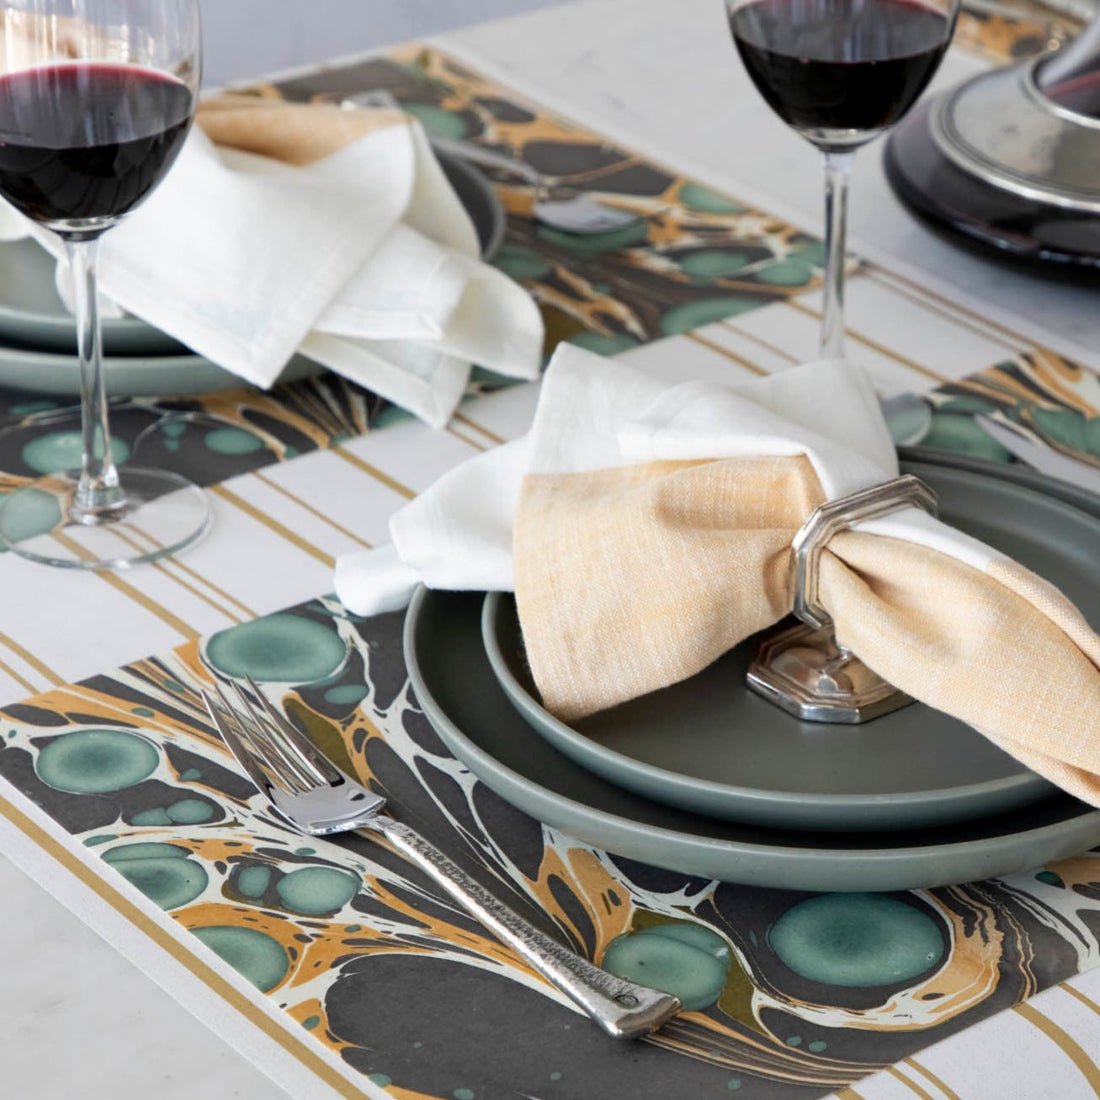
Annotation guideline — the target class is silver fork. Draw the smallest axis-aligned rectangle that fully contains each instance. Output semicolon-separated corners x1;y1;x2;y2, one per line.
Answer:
200;678;681;1040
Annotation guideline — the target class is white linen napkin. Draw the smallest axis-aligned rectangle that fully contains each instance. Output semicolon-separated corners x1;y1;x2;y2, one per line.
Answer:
334;347;947;614
336;344;1100;805
9;97;544;427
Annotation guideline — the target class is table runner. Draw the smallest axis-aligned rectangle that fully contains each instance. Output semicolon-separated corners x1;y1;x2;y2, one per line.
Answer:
4;23;1100;1100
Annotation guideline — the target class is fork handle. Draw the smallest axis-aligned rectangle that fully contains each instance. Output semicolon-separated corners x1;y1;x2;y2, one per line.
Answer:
358;816;680;1040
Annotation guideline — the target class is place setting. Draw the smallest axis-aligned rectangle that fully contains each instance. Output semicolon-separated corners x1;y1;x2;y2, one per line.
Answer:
9;0;1100;1097
330;0;1100;901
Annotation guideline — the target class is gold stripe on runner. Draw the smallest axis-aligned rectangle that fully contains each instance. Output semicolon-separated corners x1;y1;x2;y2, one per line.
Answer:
904;1056;963;1100
104;526;244;627
863;267;1030;355
0;794;371;1100
0;630;64;687
123;524;259;622
1014;1001;1100;1094
453;410;507;446
721;320;801;364
446;422;488;452
50;530;199;640
253;470;373;552
1064;983;1100;1019
209;484;335;569
331;445;416;501
50;530;202;642
887;1065;936;1100
784;298;949;385
685;330;767;376
0;656;37;697
836;1087;871;1100
864;265;1035;355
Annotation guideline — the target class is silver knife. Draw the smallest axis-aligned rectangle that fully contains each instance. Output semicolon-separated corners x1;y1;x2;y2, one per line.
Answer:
976;415;1100;496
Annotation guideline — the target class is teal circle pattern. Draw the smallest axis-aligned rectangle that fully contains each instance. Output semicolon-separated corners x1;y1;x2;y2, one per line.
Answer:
276;866;360;915
22;431;129;475
204;427;265;456
205;613;347;683
103;842;191;865
36;729;159;794
192;926;289;992
0;488;61;543
166;798;216;824
602;927;729;1011
768;894;944;988
115;856;208;910
637;922;732;965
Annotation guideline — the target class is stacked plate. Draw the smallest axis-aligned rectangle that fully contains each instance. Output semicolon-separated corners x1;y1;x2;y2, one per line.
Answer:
406;452;1100;892
0;155;505;398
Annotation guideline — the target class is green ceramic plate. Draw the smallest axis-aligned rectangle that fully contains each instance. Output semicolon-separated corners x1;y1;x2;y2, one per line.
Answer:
0;343;320;397
0;236;186;356
404;454;1100;890
478;459;1100;832
0;153;505;395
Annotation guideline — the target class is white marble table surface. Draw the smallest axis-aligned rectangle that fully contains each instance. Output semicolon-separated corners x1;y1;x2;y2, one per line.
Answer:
4;1;1100;1097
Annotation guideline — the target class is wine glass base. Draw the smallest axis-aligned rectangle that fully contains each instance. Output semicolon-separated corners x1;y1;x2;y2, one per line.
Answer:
0;466;210;570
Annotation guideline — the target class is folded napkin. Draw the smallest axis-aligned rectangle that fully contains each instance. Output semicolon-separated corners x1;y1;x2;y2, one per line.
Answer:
11;94;543;427
337;345;1100;806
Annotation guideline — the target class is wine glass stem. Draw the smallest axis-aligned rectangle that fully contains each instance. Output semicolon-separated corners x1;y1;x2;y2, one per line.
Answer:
67;237;123;520
820;149;854;360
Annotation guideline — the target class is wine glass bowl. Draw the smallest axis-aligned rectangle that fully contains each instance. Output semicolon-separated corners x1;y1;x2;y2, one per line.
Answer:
729;0;956;152
725;0;959;355
0;0;209;569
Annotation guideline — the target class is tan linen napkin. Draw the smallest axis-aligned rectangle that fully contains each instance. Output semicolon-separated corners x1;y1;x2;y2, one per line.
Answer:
195;94;408;165
334;345;1100;805
512;350;1100;806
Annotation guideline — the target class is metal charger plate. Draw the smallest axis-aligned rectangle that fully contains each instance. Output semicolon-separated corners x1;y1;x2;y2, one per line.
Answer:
0;153;505;395
885;100;1100;276
404;454;1100;891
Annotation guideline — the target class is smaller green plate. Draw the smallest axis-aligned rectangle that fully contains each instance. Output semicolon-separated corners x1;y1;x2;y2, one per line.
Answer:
483;592;1052;833
480;458;1089;832
0;342;319;397
0;237;184;356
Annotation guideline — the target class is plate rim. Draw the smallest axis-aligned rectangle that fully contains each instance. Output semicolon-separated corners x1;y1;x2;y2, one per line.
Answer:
481;586;1051;828
403;450;1100;889
405;583;1100;889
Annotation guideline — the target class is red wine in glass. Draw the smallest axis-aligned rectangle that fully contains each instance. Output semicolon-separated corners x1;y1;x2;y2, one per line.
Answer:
729;0;953;146
0;0;208;571
725;0;958;358
0;63;193;226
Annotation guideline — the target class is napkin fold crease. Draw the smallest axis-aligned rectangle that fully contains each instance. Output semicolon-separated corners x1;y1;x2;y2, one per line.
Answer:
336;346;1100;806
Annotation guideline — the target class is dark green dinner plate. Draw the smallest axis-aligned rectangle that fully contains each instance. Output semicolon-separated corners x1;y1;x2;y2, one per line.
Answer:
405;453;1100;890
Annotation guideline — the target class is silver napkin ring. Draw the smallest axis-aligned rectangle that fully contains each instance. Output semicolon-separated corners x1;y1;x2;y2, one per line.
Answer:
792;474;939;633
747;474;939;724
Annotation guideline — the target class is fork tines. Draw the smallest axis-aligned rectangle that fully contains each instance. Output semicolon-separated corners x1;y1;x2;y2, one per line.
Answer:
203;678;336;795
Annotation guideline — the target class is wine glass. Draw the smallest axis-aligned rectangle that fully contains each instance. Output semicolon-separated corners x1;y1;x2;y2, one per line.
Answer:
0;0;208;569
725;0;960;357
